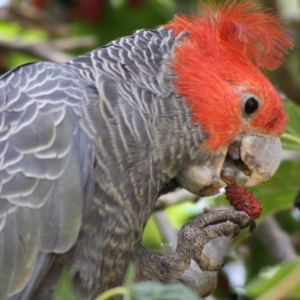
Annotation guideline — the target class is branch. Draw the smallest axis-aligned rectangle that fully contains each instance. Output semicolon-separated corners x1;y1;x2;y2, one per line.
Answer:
255;216;297;263
0;36;96;63
0;35;97;63
46;37;96;51
177;237;230;297
0;5;68;36
155;189;199;211
0;39;73;63
153;211;177;253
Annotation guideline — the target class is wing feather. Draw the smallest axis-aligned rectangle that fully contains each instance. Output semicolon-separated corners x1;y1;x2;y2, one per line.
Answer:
0;62;94;297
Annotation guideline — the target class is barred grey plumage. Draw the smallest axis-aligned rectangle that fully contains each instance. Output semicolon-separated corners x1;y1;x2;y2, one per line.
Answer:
0;26;265;299
0;62;94;299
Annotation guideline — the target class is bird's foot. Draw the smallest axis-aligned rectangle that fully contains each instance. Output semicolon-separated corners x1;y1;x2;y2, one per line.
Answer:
175;209;254;272
134;209;253;285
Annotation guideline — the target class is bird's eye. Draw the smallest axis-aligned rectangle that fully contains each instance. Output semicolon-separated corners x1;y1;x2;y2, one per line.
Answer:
244;97;259;115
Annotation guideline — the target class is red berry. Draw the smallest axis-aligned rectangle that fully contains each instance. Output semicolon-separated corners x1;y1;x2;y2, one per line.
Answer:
225;180;262;219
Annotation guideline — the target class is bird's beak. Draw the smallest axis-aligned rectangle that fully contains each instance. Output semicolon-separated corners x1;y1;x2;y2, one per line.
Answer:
239;134;282;187
221;133;282;187
176;133;282;197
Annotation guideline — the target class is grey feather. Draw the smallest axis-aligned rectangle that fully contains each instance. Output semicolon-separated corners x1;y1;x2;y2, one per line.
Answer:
8;253;53;300
0;62;94;297
0;26;207;300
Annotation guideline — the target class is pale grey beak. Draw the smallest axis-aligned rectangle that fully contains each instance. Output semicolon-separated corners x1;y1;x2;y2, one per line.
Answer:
240;134;282;187
175;133;282;197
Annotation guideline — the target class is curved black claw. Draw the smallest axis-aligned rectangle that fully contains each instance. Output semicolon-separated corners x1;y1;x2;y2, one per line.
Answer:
230;223;242;239
247;218;256;234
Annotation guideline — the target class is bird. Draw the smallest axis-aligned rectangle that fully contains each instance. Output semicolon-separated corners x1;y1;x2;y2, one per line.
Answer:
0;0;292;299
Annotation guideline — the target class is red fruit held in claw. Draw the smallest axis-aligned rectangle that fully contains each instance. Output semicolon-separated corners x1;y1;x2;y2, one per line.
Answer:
225;180;262;219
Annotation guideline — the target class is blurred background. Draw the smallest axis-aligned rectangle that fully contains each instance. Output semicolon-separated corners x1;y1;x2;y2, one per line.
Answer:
1;0;300;299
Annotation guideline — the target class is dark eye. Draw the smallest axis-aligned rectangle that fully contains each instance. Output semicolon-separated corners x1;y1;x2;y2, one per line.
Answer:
244;97;259;115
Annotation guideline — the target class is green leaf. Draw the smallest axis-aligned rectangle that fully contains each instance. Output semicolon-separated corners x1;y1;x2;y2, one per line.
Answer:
0;21;21;39
95;287;128;300
124;263;136;300
282;101;300;151
0;20;47;41
6;52;38;70
54;267;78;300
250;159;298;219
131;282;203;300
241;258;300;299
142;215;163;249
165;201;196;229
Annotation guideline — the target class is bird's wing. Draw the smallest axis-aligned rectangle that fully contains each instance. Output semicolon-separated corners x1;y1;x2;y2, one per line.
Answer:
0;62;94;298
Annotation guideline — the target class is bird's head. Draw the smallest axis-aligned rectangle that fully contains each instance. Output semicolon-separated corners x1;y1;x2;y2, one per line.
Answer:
165;0;293;195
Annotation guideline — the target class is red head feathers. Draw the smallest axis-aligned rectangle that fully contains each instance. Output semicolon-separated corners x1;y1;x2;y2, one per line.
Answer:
165;0;292;151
